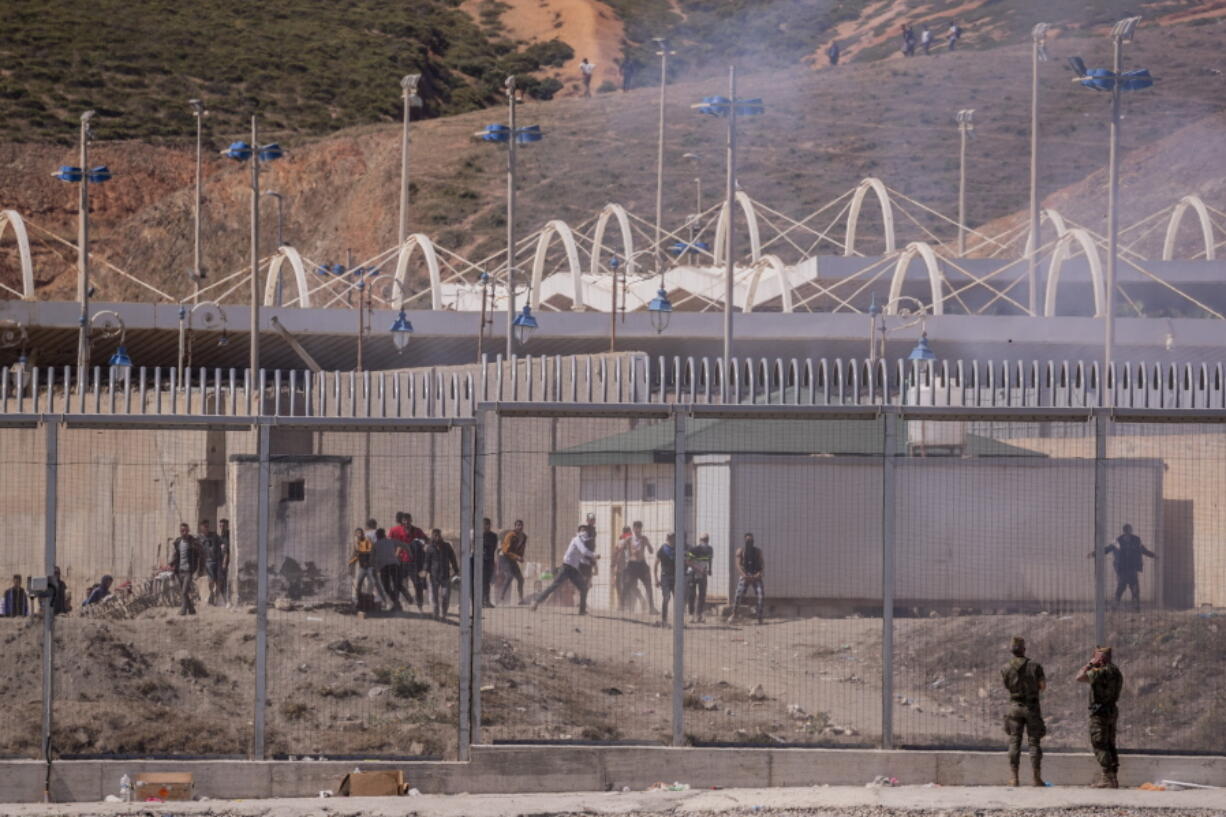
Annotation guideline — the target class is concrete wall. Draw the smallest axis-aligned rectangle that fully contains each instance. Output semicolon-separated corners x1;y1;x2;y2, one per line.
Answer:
2;746;1223;802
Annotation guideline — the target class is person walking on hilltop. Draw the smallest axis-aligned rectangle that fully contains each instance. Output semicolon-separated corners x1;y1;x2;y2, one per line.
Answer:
1001;636;1047;787
921;25;933;55
826;41;840;66
1076;645;1124;788
497;520;528;605
579;57;595;97
729;533;765;625
947;21;962;51
533;524;599;615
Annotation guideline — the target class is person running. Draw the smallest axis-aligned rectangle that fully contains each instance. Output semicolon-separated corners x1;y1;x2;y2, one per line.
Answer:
363;518;379;544
730;532;765;625
654;533;679;627
687;534;714;623
424;529;459;620
533;524;599;614
621;521;655;614
481;517;499;608
826;41;840;66
579;57;595;97
169;522;200;616
391;512;428;613
921;25;933;55
373;527;405;611
348;526;389;612
198;519;225;606
497;520;528;605
2;574;28;617
611;525;632;611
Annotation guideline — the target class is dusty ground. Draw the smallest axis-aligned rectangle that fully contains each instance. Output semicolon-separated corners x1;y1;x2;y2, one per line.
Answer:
2;786;1226;817
1;605;1221;759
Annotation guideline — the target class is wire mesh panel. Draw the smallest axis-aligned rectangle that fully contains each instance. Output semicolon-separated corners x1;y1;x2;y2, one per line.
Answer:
1104;420;1226;755
478;414;678;744
891;419;1098;751
0;425;46;758
53;425;255;757
265;426;464;759
681;416;884;747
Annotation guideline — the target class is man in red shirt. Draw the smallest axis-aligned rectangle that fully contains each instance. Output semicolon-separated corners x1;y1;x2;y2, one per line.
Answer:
390;511;428;613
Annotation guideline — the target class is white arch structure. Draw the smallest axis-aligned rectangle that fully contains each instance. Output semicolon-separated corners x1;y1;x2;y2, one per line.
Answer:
713;190;763;265
744;254;794;313
530;219;584;310
393;234;444;310
844;178;896;257
589;203;636;280
1023;208;1071;256
1162;195;1216;261
1044;228;1104;317
263;245;312;307
886;242;945;315
0;210;35;300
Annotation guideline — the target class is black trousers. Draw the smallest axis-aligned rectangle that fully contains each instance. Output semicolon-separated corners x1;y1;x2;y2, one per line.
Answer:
536;564;589;613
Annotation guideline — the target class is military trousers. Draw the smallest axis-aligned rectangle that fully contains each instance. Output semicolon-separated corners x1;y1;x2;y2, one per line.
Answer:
1004;703;1045;767
1089;709;1119;772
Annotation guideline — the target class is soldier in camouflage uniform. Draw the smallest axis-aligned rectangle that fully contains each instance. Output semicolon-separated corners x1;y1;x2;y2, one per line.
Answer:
1076;645;1124;788
1000;636;1047;786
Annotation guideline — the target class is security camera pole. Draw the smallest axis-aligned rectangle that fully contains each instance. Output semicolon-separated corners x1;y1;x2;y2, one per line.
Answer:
956;109;974;257
399;74;421;247
77;110;96;374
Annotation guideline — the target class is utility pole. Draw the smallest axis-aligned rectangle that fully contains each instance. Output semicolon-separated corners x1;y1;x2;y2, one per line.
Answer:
653;38;673;277
505;76;518;361
723;66;737;398
249;114;261;383
190;99;206;303
956;109;974;257
398;74;421;247
1027;24;1049;316
76;111;95;374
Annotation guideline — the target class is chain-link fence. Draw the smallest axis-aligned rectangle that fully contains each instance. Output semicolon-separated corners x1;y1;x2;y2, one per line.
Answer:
2;405;1224;761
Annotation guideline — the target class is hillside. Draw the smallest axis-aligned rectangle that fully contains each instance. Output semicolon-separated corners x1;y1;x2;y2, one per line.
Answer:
3;5;1226;303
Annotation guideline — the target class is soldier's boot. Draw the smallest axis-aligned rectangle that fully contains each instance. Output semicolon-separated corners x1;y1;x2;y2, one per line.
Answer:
1105;771;1119;789
1031;758;1045;787
1007;765;1019;787
1090;770;1111;788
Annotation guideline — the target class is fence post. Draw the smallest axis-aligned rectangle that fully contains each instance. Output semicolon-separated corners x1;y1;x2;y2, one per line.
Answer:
458;423;475;761
252;421;271;759
42;417;59;782
472;410;487;746
672;410;687;746
1093;411;1107;645
881;410;897;750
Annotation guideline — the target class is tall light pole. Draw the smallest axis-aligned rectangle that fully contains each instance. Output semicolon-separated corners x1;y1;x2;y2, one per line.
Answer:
190;99;206;303
693;70;764;398
1027;24;1049;315
76;111;95;374
223;118;283;385
398;74;422;247
652;37;674;276
956;109;974;256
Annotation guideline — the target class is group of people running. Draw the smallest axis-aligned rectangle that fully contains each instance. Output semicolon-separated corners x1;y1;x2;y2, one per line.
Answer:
348;513;459;619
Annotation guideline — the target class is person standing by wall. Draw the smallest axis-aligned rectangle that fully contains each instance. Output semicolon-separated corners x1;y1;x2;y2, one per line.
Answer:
1094;524;1156;612
730;533;765;625
687;534;714;623
654;533;678;627
2;575;29;617
169;522;200;616
622;521;655;615
1001;636;1047;786
198;519;225;606
1076;646;1124;788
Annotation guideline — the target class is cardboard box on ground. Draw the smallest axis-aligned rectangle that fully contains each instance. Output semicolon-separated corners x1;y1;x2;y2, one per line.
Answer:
337;770;409;796
134;772;194;801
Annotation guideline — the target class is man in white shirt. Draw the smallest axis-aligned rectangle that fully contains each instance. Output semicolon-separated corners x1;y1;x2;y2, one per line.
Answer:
579;58;595;97
532;524;600;614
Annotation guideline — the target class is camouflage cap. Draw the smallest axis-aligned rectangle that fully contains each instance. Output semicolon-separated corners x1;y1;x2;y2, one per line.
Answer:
1094;645;1113;659
1010;636;1026;651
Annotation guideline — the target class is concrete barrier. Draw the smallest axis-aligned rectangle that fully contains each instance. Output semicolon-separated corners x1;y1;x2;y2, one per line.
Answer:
0;747;1222;803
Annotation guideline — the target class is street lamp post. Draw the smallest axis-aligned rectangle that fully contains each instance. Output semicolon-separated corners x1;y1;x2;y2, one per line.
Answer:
178;301;228;379
51;111;111;374
1027;24;1049;315
475;77;543;358
90;310;132;375
222;117;283;387
652;37;675;276
476;272;494;362
190;99;207;302
693;70;764;399
398;74;422;246
956;109;974;256
1068;17;1150;402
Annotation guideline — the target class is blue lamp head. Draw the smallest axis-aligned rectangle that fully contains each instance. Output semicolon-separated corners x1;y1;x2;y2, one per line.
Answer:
52;166;84;183
648;287;673;334
511;304;539;345
389;309;414;353
610;255;620;270
908;333;936;362
477;124;510;142
257;143;283;161
868;293;881;317
515;125;543;143
224;141;253;161
87;165;112;183
108;345;133;370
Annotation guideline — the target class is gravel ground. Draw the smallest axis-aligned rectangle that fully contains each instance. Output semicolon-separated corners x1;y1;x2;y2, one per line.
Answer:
1;786;1222;817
